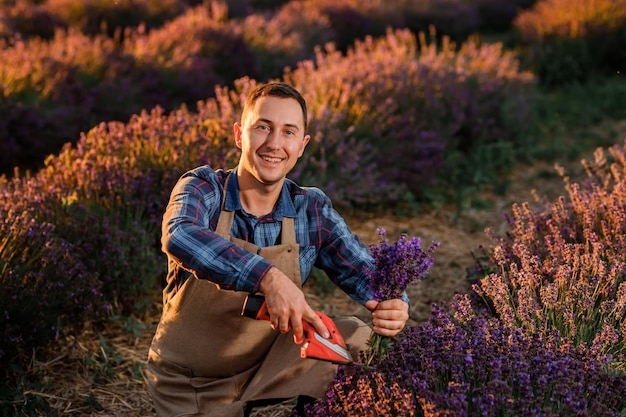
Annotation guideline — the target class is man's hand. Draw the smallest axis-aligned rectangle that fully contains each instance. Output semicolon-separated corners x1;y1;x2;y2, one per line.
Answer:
259;267;329;344
365;299;409;337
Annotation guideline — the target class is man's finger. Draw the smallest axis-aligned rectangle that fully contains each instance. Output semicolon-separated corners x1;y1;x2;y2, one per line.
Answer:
292;318;304;344
279;319;291;333
305;311;330;339
365;300;379;312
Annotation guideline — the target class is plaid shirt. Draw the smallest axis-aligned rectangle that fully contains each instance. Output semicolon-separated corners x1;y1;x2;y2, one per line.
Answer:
161;165;375;306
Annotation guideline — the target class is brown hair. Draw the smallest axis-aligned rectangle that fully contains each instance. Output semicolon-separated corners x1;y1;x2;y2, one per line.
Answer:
243;82;308;131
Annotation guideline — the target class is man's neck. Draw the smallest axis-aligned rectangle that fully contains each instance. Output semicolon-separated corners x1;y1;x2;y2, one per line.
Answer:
237;172;283;218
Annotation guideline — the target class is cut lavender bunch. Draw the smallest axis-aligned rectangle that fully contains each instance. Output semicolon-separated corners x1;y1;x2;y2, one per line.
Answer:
366;228;439;365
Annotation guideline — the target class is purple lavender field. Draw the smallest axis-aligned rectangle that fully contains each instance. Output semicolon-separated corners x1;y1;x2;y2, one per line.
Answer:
1;0;626;415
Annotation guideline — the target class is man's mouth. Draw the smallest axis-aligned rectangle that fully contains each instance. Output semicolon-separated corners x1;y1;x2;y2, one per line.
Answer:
260;155;282;163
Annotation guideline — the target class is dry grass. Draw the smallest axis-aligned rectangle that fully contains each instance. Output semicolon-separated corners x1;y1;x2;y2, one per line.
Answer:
21;315;158;416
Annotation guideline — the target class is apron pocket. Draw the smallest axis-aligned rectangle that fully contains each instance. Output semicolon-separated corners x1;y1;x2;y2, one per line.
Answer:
147;348;199;416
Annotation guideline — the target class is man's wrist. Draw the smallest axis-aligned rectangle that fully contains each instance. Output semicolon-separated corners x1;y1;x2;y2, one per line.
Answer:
258;266;278;294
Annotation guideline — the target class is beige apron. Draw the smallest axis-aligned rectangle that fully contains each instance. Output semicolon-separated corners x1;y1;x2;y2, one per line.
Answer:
146;188;371;417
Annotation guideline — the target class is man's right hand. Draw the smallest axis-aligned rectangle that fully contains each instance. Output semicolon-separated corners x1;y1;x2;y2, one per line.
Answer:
259;267;330;344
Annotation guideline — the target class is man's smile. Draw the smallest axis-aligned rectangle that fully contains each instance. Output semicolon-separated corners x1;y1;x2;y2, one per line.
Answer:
260;155;283;163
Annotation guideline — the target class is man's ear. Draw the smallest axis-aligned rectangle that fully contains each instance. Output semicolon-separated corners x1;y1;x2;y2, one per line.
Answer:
298;134;311;157
233;122;243;149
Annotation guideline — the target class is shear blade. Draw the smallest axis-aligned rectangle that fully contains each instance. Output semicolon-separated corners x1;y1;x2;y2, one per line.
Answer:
306;332;353;364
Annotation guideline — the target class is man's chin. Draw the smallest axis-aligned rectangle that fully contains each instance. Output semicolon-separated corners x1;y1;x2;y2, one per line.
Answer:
259;178;284;186
255;173;284;186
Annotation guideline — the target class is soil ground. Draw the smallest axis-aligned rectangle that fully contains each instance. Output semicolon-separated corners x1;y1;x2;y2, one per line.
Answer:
20;129;623;416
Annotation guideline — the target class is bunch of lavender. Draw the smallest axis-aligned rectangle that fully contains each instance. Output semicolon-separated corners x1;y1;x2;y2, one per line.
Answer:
366;228;438;365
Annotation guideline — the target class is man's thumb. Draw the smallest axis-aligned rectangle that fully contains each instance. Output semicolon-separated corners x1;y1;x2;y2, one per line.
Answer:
365;300;379;312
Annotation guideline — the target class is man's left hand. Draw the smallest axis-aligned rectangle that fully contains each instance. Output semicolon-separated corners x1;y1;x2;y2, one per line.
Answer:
365;299;409;337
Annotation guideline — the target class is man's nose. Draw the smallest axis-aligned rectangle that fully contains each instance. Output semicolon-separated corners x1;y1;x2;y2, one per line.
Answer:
265;130;280;148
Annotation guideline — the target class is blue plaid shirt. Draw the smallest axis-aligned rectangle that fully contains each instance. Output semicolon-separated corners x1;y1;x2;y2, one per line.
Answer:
161;166;375;306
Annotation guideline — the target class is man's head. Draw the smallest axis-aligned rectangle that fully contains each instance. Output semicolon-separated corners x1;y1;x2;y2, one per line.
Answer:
234;82;311;188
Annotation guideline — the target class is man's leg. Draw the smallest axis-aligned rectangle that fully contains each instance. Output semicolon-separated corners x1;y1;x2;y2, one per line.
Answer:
241;316;371;404
147;348;256;417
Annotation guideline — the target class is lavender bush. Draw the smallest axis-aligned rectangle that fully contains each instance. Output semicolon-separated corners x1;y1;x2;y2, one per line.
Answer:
300;141;626;415
233;1;335;80
0;169;162;364
0;210;102;365
0;5;233;174
0;1;64;40
123;4;252;91
44;0;193;37
0;0;199;40
473;143;626;369
301;295;626;416
0;97;243;362
514;0;626;85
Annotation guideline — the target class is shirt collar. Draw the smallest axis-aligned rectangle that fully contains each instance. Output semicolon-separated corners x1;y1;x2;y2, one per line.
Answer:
224;167;297;219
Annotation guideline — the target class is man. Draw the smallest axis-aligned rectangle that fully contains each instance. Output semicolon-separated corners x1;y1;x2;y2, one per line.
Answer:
146;82;409;416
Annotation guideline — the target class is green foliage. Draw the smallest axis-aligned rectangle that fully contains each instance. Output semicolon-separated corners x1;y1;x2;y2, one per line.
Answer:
435;139;517;213
80;393;104;412
84;334;127;383
0;370;57;417
111;314;148;339
392;192;421;217
524;76;626;162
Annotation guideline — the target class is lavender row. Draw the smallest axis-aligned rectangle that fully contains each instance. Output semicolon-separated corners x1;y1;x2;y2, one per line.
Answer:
3;0;623;175
0;0;536;174
474;144;626;369
513;0;626;86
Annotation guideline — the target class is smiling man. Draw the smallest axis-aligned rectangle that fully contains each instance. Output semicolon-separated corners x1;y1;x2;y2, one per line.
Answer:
146;82;409;417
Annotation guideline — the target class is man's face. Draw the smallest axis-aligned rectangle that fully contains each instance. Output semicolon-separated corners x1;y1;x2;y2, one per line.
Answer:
235;96;310;187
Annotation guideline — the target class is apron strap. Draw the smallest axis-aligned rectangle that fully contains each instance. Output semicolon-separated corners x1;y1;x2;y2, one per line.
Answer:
216;209;234;238
215;173;236;239
281;217;296;245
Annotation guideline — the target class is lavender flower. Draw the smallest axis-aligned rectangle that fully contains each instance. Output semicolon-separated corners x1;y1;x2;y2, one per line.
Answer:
368;228;439;302
366;228;438;364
